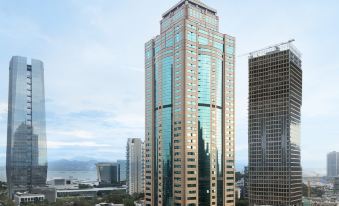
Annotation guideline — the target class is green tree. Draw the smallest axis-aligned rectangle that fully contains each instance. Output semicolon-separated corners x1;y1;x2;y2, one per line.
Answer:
123;197;134;206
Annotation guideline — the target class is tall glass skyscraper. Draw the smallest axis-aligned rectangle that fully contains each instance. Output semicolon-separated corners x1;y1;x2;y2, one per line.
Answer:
6;56;47;197
248;42;302;206
145;1;236;205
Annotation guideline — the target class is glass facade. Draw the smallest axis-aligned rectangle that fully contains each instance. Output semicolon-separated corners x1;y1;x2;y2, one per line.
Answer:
96;163;120;185
145;1;235;205
327;151;339;177
117;160;127;182
248;45;302;206
6;56;47;197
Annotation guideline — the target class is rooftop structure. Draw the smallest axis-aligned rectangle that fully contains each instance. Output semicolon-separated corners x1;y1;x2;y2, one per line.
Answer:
248;39;302;59
162;0;217;17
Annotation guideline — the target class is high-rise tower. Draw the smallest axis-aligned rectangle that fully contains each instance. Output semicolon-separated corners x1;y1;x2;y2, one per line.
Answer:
6;56;47;197
248;42;302;206
127;138;145;195
145;1;236;205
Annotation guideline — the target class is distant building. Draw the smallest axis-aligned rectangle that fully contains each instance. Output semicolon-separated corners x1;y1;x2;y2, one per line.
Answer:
31;187;57;203
96;163;120;186
117;160;127;182
14;193;45;206
236;168;248;200
248;41;303;206
327;151;339;177
47;178;78;190
127;138;144;195
6;56;47;197
243;166;249;199
235;187;241;200
334;177;339;194
56;187;125;199
236;178;244;199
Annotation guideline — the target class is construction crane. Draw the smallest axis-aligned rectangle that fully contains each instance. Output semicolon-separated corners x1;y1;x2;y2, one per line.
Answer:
238;39;295;57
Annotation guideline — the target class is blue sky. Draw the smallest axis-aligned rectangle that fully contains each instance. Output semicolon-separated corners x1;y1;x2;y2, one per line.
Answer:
0;0;338;174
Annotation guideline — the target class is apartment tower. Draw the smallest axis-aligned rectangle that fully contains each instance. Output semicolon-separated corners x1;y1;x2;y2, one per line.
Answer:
248;41;303;206
145;0;236;205
127;138;145;195
6;56;47;197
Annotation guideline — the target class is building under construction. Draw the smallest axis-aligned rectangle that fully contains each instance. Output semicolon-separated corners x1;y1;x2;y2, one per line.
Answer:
248;40;303;206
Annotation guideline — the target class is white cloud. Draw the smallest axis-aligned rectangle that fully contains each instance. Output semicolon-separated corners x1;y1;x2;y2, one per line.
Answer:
106;113;144;128
47;141;111;149
0;103;7;115
47;129;94;139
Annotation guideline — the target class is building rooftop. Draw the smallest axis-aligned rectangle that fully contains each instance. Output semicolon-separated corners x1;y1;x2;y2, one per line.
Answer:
249;40;302;59
96;162;118;166
162;0;217;18
15;193;45;197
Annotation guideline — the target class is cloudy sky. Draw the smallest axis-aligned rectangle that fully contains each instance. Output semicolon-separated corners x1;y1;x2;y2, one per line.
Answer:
0;0;338;173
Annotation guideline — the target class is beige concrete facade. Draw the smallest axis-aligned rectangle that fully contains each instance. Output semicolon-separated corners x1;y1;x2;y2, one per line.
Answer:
127;138;144;195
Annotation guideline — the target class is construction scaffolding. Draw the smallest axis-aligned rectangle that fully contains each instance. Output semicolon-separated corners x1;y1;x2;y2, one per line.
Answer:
248;39;302;59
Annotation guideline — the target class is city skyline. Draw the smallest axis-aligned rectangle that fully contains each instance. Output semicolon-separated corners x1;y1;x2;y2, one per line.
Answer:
0;0;338;173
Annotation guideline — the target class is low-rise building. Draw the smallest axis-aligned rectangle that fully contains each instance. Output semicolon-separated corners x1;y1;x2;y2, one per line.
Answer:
56;187;126;199
47;178;78;190
32;187;57;202
14;193;44;206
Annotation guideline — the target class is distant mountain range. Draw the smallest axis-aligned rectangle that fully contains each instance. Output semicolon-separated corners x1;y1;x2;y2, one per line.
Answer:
48;159;98;171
